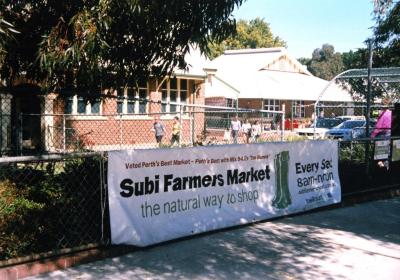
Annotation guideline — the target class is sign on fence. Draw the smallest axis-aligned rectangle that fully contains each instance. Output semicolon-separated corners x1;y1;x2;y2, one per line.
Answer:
374;140;391;160
108;141;341;246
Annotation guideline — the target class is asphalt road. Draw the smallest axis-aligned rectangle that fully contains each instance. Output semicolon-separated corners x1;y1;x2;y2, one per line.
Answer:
25;197;400;280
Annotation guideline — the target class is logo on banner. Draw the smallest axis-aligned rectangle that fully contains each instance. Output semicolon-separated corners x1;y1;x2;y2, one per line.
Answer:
272;151;292;209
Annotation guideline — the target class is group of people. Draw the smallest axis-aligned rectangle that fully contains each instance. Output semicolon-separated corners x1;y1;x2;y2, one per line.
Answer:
152;115;266;147
228;116;262;144
152;116;180;147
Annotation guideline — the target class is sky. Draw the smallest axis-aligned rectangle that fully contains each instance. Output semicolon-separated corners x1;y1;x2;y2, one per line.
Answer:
233;0;376;58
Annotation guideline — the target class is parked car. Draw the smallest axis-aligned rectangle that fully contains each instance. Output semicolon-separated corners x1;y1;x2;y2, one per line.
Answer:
295;118;344;139
326;119;377;140
336;115;365;121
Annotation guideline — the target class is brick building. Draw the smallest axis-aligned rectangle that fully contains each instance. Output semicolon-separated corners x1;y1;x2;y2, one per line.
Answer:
0;47;209;155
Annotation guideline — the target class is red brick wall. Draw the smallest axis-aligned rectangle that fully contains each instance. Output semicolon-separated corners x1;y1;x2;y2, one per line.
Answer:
205;97;227;107
238;99;263;109
47;79;206;150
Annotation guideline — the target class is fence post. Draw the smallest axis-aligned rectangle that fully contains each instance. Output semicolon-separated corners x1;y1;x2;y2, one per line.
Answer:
19;113;23;155
62;114;66;152
119;114;123;149
190;109;194;145
281;104;285;141
365;40;373;178
179;105;183;147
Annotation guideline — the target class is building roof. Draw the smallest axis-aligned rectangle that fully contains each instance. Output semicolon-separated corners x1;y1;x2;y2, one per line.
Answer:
173;45;210;79
205;48;353;102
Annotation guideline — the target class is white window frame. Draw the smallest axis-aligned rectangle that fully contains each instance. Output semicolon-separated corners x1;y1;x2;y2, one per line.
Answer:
159;78;189;115
292;100;305;118
116;83;149;115
263;99;280;118
65;95;103;115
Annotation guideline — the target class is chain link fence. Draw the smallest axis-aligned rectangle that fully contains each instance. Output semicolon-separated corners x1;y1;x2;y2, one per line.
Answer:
297;102;394;141
0;153;108;262
339;136;400;194
1;91;399;265
1;93;289;156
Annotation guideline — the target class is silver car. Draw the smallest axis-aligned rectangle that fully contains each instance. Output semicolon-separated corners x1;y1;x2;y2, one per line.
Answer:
326;120;376;140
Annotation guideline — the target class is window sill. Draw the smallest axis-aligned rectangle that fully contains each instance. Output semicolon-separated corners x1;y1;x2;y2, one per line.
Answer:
65;115;108;121
114;115;153;120
160;114;190;120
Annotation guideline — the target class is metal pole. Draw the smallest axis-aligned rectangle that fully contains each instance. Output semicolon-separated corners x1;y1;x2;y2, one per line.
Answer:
281;104;285;141
190;110;194;145
179;105;183;147
0;109;2;156
62;114;66;152
366;40;373;138
119;114;123;149
19;113;23;155
365;40;373;175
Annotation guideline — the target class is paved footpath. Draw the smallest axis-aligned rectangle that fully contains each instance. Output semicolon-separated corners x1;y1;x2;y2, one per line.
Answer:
26;197;400;280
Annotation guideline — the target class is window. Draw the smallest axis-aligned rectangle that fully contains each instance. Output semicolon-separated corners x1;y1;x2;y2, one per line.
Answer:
77;97;86;114
138;81;147;114
117;88;124;114
90;99;101;114
180;79;188;112
64;94;102;115
161;82;167;113
226;98;235;108
159;78;190;114
116;83;149;114
65;97;73;114
170;78;177;113
293;100;305;118
264;99;281;118
127;87;135;114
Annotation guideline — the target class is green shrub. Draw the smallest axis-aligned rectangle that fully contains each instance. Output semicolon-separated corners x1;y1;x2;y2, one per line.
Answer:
0;156;103;261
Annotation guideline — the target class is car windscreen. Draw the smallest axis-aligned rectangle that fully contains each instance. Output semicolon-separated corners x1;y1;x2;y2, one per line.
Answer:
315;118;343;128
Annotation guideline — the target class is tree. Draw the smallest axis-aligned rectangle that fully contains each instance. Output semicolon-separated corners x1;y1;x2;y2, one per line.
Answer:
373;0;394;16
305;44;344;80
208;17;286;59
0;0;244;92
0;16;18;65
373;1;400;66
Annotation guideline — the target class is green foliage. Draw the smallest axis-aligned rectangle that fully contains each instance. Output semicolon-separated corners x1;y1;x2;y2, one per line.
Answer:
1;0;243;92
0;157;103;260
305;44;344;80
374;2;400;66
339;143;373;163
208;17;286;59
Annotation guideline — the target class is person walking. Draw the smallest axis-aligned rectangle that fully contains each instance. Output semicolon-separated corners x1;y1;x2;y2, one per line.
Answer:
242;119;252;144
251;120;262;143
153;118;165;147
171;116;181;147
230;116;241;144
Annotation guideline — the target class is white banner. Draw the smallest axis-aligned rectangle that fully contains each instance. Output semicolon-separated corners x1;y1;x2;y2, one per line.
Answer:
108;141;341;246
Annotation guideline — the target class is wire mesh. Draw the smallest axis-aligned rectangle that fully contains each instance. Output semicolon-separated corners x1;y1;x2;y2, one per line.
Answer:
0;153;106;261
1;91;399;263
0;93;287;156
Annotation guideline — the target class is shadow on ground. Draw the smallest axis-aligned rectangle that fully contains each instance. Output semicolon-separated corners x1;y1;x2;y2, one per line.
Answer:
27;197;400;280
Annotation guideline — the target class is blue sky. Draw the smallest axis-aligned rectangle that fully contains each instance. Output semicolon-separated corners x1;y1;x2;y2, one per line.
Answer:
233;0;376;58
